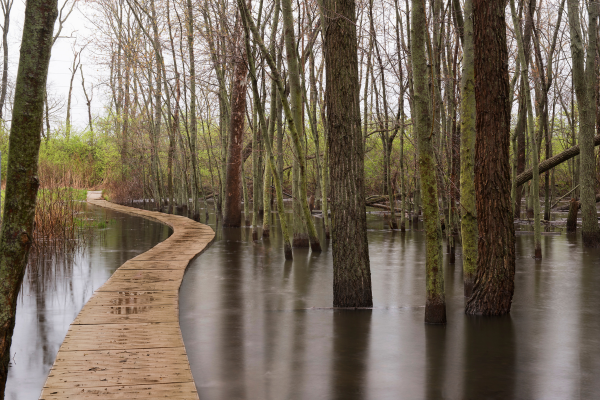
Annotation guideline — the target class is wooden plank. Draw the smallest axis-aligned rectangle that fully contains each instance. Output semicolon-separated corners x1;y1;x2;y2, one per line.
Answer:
40;195;215;400
129;252;197;262
73;304;179;325
84;291;179;307
151;242;211;253
98;270;184;292
44;347;193;388
39;382;198;399
60;323;185;351
119;260;189;270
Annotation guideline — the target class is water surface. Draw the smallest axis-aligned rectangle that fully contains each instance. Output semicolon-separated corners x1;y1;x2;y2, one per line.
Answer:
179;209;600;399
5;204;170;400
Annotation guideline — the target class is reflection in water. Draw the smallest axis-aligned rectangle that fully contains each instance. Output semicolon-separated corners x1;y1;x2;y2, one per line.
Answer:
179;206;600;399
331;310;371;400
425;324;446;400
462;316;516;399
5;204;170;400
220;227;246;400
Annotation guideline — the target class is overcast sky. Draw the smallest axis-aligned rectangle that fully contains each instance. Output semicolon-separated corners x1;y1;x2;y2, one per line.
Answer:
8;0;105;131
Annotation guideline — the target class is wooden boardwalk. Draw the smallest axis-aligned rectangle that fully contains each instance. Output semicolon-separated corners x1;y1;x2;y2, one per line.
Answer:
39;191;214;399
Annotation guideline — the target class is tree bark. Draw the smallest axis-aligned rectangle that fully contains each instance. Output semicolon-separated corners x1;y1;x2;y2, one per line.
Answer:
566;0;600;247
324;0;372;308
223;9;249;227
411;0;446;323
0;0;57;393
459;0;477;297
465;0;515;316
566;198;579;232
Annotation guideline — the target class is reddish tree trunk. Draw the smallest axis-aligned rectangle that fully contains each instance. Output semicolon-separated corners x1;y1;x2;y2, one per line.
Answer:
222;14;248;227
465;0;515;316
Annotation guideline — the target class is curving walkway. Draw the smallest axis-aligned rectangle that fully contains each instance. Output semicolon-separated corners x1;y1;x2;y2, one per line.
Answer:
39;191;214;399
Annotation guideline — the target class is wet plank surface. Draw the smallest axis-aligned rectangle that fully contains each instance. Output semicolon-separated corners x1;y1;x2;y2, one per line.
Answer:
39;192;214;399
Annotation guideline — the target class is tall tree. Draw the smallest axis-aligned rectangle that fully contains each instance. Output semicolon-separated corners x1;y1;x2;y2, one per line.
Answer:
0;0;13;120
239;0;294;259
65;45;81;139
510;0;541;259
222;8;249;227
566;0;600;247
281;0;321;251
459;0;477;296
324;0;372;307
80;66;94;133
185;0;200;220
465;0;515;316
411;0;446;323
0;0;58;394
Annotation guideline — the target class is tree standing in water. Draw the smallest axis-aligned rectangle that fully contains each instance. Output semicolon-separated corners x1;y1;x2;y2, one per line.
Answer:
324;0;373;307
0;0;58;394
411;0;446;323
223;10;249;228
459;0;477;296
465;0;515;316
566;0;600;247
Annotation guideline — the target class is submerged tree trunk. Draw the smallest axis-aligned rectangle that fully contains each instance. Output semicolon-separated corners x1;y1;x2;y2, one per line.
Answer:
324;0;372;308
0;0;57;393
566;198;579;232
465;0;515;316
239;0;292;258
459;0;477;297
223;10;249;227
567;0;600;247
411;0;446;323
281;0;320;251
510;0;541;259
185;0;200;220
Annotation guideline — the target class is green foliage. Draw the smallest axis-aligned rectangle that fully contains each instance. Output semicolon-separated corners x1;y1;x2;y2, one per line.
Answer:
38;127;119;188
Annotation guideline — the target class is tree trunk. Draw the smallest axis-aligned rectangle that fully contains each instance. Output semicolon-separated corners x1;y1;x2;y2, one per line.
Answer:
80;67;93;133
324;0;372;307
223;10;249;227
411;0;446;323
0;0;57;393
459;0;477;296
0;0;13;120
65;50;80;139
185;0;200;220
566;0;600;247
510;0;541;258
566;198;579;232
465;0;515;316
239;0;293;258
514;94;527;217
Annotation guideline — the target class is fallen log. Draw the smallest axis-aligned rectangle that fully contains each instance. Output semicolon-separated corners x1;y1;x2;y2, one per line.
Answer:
516;134;600;187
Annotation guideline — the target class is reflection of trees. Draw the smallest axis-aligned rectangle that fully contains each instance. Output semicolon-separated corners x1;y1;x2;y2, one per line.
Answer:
219;227;246;400
462;317;516;399
27;246;79;366
331;310;372;400
424;325;446;400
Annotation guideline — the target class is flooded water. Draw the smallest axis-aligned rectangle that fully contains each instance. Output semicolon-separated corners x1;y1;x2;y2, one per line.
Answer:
7;198;599;399
5;204;170;400
179;208;600;400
